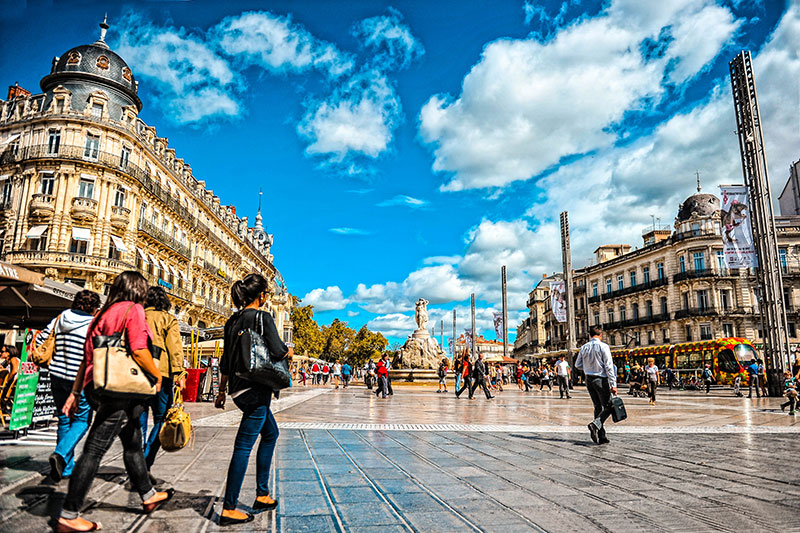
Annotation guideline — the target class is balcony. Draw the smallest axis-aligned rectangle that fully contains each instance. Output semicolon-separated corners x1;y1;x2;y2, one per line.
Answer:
674;305;718;319
592;277;669;304
2;250;134;272
110;205;131;230
205;298;230;317
70;197;98;222
29;193;55;220
672;268;733;282
202;259;227;279
137;218;191;259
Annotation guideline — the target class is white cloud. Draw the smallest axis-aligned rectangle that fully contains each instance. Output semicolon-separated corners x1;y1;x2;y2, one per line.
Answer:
116;12;240;123
298;69;402;169
353;8;424;70
366;313;417;338
376;195;428;208
301;286;348;311
419;0;743;191
329;227;371;236
347;310;360;317
213;11;353;77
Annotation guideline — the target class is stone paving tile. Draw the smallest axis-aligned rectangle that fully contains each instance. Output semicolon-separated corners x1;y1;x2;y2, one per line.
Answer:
400;510;474;532
335;502;401;526
278;514;337;532
327;485;380;504
278;494;330;516
383;490;445;511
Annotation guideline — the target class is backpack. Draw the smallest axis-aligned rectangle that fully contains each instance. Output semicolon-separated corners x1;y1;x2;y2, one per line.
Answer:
438;366;446;379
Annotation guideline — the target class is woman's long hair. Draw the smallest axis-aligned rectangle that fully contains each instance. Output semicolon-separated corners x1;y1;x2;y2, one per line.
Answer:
89;271;149;331
231;273;269;309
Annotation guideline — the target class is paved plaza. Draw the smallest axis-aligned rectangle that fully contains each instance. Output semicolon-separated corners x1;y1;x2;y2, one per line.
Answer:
2;383;799;532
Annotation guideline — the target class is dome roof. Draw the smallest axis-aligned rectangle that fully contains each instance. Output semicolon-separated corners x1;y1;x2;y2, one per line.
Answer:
676;192;720;222
40;24;141;111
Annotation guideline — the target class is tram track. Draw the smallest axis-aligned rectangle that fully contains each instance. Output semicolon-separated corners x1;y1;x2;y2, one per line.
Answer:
300;429;345;533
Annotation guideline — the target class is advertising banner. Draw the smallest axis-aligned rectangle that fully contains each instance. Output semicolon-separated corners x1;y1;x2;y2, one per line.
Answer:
10;330;40;431
550;280;567;323
720;185;756;268
464;328;473;352
493;312;504;340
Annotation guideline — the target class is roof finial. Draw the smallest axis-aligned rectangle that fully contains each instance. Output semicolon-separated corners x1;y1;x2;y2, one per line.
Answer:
254;189;264;233
695;170;702;192
98;14;109;43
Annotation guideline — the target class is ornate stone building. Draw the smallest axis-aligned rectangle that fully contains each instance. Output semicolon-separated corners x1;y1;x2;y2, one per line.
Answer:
0;21;292;336
515;185;800;357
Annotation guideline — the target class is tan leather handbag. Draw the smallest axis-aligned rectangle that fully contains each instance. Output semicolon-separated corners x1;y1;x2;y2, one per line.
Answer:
159;372;192;452
30;314;61;366
92;305;157;399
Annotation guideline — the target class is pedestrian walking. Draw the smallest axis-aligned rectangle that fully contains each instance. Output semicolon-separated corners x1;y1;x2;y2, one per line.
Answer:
437;359;449;393
454;355;463;392
576;326;617;445
375;354;389;398
701;364;715;394
555;354;571;399
215;273;289;526
310;362;320;385
35;290;101;482
455;356;472;398
645;358;659;405
539;365;552;391
341;362;352;388
469;352;493;400
332;360;341;389
322;362;330;385
55;271;171;533
780;371;797;415
0;345;20;412
665;366;675;390
140;286;186;473
495;365;504;392
747;359;760;398
758;359;768;397
299;365;307;386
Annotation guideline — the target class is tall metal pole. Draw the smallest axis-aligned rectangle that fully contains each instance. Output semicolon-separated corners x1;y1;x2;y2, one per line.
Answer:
471;293;476;361
440;319;444;350
452;308;457;359
730;50;789;396
501;266;508;359
560;211;577;376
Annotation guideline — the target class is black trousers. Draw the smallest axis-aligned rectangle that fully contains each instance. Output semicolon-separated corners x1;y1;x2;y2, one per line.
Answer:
456;376;472;398
586;375;614;439
748;375;760;398
469;376;492;399
557;375;570;398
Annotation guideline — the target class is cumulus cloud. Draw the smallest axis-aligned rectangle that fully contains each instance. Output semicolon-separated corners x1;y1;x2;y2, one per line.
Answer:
301;286;348;311
213;11;353;77
419;0;743;191
366;313;417;338
298;69;402;170
376;195;428;208
353;8;424;70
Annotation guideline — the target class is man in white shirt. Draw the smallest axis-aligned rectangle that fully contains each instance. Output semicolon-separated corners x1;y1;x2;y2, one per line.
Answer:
575;326;617;445
555;354;571;399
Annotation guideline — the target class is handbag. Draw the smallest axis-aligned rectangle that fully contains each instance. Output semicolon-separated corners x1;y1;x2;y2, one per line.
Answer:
610;394;627;423
30;313;62;366
92;305;158;399
235;311;291;390
159;373;192;452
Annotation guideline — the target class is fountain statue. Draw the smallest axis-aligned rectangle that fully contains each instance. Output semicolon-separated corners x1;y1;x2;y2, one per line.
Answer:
396;297;444;369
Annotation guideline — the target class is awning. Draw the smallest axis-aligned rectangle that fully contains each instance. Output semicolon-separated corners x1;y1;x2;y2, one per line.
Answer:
72;227;91;241
0;261;44;286
26;225;48;239
159;259;169;271
137;248;148;261
148;253;159;266
168;264;178;277
110;235;128;252
1;134;20;147
178;270;188;280
0;278;105;328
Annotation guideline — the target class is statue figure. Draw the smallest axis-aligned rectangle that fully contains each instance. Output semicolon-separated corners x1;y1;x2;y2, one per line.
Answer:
414;298;429;331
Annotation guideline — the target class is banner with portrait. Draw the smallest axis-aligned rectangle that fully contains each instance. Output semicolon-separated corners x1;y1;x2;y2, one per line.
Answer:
492;312;504;340
720;185;756;268
464;328;473;352
550;280;567;323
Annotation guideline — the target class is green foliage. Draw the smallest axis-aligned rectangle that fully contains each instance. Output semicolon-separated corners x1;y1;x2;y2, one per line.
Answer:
348;325;388;367
290;305;323;358
321;319;355;361
292;307;387;366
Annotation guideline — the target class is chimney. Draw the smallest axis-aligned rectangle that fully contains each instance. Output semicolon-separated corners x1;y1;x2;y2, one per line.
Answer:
7;83;31;100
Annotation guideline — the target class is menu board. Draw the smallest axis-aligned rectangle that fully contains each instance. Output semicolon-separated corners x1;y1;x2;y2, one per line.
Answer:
32;367;56;423
10;330;40;431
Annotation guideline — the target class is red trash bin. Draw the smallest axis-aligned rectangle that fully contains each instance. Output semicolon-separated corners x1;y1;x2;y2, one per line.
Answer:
184;368;206;402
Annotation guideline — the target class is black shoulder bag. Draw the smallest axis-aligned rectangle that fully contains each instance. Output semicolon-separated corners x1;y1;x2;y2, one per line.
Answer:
234;311;291;390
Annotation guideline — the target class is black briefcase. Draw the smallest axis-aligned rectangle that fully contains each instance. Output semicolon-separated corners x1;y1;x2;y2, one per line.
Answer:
610;395;627;423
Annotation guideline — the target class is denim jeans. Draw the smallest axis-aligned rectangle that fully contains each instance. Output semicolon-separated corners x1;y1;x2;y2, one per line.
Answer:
140;377;173;469
586;375;614;439
50;375;93;477
61;393;155;519
557;375;571;398
223;388;279;510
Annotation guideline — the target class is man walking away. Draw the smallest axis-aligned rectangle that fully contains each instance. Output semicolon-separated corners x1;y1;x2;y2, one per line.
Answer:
342;362;352;388
576;326;617;445
469;352;493;400
747;359;760;398
665;366;675;390
375;357;389;398
456;357;472;398
556;354;571;399
702;364;715;394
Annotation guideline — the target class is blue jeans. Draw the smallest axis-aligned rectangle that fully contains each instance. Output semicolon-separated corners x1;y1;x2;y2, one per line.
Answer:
139;377;173;469
223;388;279;510
51;375;93;477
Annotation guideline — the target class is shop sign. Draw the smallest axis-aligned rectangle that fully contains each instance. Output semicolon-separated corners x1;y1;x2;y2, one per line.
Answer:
158;278;173;290
10;330;40;431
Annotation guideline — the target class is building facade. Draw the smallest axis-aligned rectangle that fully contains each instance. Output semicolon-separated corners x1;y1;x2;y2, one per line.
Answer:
779;159;800;216
515;187;800;357
0;22;292;336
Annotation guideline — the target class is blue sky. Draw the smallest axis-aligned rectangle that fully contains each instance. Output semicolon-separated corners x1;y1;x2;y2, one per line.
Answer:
2;0;797;346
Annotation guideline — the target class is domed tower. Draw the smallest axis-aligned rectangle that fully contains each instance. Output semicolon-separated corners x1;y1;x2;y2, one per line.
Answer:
674;174;721;237
39;16;141;119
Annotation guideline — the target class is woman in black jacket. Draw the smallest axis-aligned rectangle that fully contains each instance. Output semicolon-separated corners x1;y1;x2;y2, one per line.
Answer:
215;274;288;526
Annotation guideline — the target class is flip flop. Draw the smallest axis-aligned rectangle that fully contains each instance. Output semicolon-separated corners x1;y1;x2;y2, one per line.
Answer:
55;520;102;532
142;488;175;514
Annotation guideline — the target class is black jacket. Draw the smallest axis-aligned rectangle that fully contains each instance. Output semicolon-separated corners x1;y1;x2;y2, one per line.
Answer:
220;308;289;395
472;359;487;379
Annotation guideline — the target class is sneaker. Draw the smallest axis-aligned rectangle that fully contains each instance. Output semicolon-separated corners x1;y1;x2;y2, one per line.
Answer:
49;453;66;482
598;437;610;445
791;411;797;416
588;422;599;444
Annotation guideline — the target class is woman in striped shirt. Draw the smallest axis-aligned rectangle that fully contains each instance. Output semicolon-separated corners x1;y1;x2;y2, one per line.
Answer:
36;290;101;482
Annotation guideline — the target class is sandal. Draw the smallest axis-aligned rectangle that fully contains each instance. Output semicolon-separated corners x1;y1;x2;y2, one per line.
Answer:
142;488;175;514
55;519;102;532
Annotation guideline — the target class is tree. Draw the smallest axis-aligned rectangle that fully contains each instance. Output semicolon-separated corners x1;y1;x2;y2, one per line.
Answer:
291;305;323;359
348;325;388;367
321;319;356;361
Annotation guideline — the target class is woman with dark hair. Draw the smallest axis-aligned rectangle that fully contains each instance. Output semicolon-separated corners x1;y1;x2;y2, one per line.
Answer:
35;290;101;482
214;273;288;526
0;344;20;412
140;286;186;472
56;271;173;532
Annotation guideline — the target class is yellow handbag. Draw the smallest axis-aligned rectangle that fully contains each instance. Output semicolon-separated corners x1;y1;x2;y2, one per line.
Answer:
159;373;192;452
30;313;62;366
